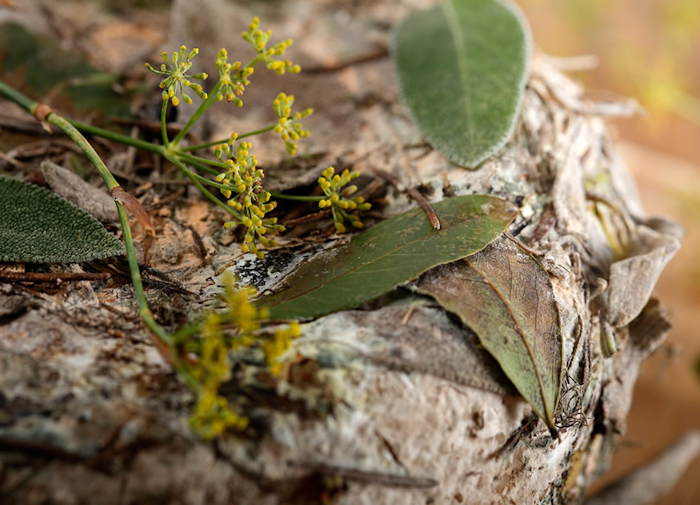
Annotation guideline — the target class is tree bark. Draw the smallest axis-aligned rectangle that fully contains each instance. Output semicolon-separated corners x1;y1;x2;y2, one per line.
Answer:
0;1;687;504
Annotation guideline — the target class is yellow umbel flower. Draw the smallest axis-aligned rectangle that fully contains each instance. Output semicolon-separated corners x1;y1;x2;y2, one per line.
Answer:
317;166;372;232
145;45;208;106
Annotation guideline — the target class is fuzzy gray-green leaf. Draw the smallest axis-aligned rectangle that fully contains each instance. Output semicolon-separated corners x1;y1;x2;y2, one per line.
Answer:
0;175;124;263
260;195;517;321
416;238;562;429
394;0;531;168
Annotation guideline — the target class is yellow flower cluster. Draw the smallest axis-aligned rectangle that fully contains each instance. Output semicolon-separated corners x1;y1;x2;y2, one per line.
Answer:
242;17;302;75
145;45;208;106
215;48;254;107
318;167;372;233
273;93;313;155
264;321;302;376
187;277;302;439
215;136;286;259
189;312;249;440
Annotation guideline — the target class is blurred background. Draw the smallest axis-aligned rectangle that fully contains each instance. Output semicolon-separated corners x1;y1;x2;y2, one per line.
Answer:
519;0;700;503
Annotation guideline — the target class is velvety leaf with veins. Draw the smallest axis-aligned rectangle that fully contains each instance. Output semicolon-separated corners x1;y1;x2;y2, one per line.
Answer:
260;195;517;320
416;237;563;429
0;176;124;263
394;0;531;168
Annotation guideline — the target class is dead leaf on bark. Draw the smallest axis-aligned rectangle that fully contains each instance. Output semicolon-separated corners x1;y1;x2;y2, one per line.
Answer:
606;220;682;328
41;159;119;223
416;237;563;429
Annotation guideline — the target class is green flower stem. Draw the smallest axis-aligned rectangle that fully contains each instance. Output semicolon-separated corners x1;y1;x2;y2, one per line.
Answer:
0;81;37;112
182;157;220;175
161;100;170;148
46;115;120;191
189;171;242;193
180;124;277;152
69;119;166;155
244;55;262;70
67;119;228;174
170;81;222;147
0;81;173;347
165;153;239;218
269;191;323;202
116;201;172;345
177;150;229;169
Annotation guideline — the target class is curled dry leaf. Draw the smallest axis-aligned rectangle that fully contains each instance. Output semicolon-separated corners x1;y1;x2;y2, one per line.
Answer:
606;219;682;328
41;160;119;223
416;237;563;429
110;186;155;237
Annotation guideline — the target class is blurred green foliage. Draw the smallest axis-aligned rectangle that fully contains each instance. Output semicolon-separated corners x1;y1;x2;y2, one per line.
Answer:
0;23;131;117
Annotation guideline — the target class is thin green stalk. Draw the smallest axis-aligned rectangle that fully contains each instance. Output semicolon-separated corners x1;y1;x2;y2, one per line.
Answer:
170;81;222;146
67;118;227;173
182;156;220;175
177;150;229;169
161;100;170;148
0;80;172;348
116;202;172;345
47;115;120;191
180;124;277;152
165;153;239;218
269;191;323;202
243;55;262;70
0;81;37;112
189;171;242;193
69;119;166;155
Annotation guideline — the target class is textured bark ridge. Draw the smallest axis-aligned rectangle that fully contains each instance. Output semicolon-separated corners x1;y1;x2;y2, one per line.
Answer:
0;1;684;504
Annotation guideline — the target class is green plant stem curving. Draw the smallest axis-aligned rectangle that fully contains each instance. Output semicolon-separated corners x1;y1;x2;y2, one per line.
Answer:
116;201;172;346
0;80;172;348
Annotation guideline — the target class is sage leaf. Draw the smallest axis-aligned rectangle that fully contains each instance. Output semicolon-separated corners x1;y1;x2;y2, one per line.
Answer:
416;238;562;429
394;0;531;168
0;176;124;263
261;195;517;320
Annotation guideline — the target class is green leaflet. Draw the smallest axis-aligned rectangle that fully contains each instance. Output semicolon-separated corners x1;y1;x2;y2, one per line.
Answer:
0;176;124;263
260;195;517;321
394;0;531;168
416;238;563;429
